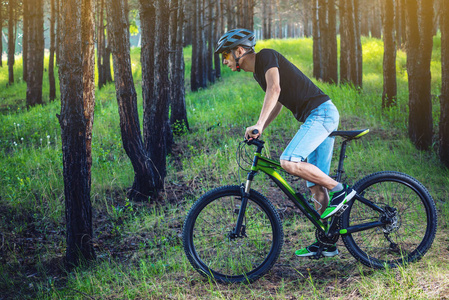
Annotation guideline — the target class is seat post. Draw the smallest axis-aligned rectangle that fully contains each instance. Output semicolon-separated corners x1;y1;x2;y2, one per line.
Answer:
335;140;348;182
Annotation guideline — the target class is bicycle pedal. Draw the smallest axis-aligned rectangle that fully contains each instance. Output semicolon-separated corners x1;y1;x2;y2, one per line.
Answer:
335;204;349;217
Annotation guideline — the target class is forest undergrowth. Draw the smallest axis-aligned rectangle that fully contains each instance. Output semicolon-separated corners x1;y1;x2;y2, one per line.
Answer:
0;37;448;299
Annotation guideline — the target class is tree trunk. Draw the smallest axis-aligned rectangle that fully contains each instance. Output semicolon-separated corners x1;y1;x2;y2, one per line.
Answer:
26;0;44;107
7;0;15;85
97;0;106;89
303;0;311;37
313;0;322;80
109;0;158;201
170;0;189;134
58;0;96;269
49;0;57;101
214;0;222;80
340;0;349;83
440;0;449;167
22;0;28;81
328;0;338;83
405;0;434;150
82;0;96;182
381;0;397;108
144;0;172;191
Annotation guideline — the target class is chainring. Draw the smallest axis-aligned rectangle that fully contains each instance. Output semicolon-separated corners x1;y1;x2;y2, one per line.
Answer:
315;228;340;246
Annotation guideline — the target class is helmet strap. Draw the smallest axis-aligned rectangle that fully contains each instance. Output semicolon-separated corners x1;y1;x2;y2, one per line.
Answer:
232;48;254;72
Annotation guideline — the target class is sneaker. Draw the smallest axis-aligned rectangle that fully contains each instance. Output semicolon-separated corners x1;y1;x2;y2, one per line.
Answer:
295;241;339;257
320;184;356;219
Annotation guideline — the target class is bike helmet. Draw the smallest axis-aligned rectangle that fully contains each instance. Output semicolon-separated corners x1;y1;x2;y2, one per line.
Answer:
215;28;256;54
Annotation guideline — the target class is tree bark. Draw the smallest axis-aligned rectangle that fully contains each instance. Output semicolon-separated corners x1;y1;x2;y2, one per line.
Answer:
170;0;189;134
144;0;172;191
108;0;158;201
58;0;96;269
7;0;15;85
381;0;397;108
313;0;322;80
26;0;44;107
405;0;434;150
22;0;28;81
97;0;106;89
49;0;57;101
440;0;449;167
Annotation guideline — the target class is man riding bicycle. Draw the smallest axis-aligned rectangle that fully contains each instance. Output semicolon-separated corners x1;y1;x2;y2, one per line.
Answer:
215;28;356;257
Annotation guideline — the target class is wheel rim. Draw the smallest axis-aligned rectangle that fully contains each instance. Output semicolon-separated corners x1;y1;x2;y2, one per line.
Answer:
347;179;431;265
189;193;276;278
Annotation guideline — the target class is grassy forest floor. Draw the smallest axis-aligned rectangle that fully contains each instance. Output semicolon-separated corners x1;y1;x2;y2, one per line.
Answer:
0;37;448;299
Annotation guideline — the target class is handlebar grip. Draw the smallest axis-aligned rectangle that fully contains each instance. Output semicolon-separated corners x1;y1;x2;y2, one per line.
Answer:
252;129;259;135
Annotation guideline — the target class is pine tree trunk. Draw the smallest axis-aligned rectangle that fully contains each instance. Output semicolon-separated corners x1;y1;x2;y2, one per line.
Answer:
55;0;60;66
58;0;96;269
49;0;56;101
97;0;105;89
313;0;322;80
381;0;397;108
145;0;172;191
82;0;95;182
340;0;349;83
440;0;449;167
109;0;158;201
405;0;434;150
170;0;189;134
191;0;199;91
328;0;338;83
7;0;15;85
22;0;28;81
26;0;44;107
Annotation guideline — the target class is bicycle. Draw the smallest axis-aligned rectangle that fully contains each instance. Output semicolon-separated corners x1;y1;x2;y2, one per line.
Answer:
182;129;438;283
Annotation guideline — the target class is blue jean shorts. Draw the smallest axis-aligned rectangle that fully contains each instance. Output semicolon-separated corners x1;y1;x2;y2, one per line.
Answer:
280;100;339;187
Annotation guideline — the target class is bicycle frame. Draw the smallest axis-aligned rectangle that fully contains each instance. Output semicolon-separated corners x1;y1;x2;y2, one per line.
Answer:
234;134;389;239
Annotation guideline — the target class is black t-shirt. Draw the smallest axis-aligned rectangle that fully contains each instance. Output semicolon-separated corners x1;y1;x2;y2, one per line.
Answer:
253;49;330;122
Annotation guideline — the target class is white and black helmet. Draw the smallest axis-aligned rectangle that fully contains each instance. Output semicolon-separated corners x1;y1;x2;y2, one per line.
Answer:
215;28;256;54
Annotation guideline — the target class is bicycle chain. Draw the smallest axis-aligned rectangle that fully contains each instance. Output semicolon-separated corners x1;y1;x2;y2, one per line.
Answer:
315;228;340;246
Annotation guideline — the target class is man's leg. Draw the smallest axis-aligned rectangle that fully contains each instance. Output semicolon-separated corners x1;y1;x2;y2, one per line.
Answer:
309;185;329;215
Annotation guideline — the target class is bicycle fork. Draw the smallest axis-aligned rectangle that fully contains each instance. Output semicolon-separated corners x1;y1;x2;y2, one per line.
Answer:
231;171;257;238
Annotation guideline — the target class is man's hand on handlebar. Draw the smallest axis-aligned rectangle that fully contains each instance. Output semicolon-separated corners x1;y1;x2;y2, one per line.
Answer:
245;126;262;140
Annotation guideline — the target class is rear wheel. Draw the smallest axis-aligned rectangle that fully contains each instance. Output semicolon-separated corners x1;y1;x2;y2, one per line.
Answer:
183;185;284;283
340;171;437;268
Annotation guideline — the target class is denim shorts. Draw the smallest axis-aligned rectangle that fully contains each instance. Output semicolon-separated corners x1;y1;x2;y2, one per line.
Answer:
280;100;339;187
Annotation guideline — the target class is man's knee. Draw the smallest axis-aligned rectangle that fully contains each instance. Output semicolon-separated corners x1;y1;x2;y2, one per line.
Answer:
281;159;303;174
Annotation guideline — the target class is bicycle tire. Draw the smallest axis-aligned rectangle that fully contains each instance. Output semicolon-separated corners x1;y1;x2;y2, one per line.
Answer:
340;171;437;269
183;185;284;283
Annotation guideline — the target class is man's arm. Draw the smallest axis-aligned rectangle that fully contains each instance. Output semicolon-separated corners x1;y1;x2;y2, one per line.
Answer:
246;67;281;139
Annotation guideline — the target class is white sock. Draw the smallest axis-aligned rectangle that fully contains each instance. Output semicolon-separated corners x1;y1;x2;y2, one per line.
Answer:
331;183;344;192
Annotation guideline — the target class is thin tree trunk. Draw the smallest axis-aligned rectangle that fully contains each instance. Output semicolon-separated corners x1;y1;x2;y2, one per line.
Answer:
405;0;433;150
171;0;189;134
109;0;158;201
340;0;349;83
145;0;172;191
22;0;28;81
313;0;322;80
82;0;95;182
58;0;96;269
328;0;338;83
26;0;44;107
440;0;449;167
7;0;15;85
97;0;105;89
49;0;57;101
381;0;397;108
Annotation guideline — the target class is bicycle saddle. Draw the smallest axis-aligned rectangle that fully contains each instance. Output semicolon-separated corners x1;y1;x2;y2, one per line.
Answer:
330;129;369;140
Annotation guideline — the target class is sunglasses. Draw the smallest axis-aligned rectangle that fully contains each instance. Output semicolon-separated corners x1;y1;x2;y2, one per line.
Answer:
222;50;232;60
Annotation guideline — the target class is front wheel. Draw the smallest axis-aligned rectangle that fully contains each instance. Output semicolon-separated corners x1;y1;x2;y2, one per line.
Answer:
340;171;437;268
183;185;284;283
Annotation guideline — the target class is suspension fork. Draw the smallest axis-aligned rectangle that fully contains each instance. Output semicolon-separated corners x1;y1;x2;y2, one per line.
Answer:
232;170;257;237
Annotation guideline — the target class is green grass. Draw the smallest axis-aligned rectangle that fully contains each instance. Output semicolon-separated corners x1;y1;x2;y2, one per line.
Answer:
0;37;448;299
